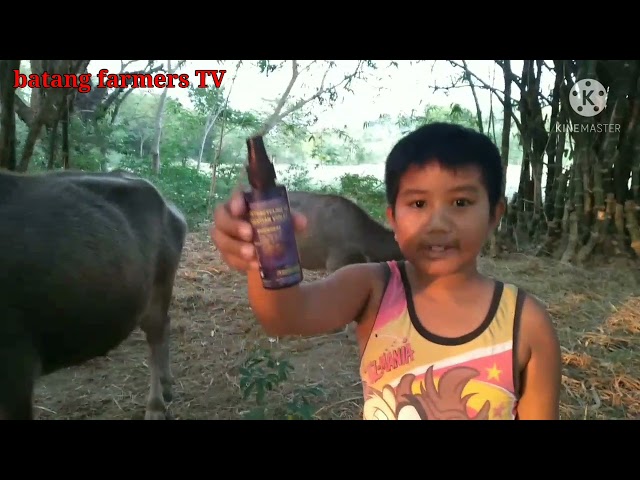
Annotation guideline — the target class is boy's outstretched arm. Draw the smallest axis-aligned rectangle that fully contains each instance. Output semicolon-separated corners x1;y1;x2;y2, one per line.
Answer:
211;188;378;338
246;263;378;337
516;295;562;420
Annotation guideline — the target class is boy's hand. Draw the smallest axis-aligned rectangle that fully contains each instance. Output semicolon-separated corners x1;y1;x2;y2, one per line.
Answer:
210;188;308;273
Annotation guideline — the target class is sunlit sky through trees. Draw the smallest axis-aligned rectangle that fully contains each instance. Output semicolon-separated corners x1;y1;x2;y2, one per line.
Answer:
89;60;554;134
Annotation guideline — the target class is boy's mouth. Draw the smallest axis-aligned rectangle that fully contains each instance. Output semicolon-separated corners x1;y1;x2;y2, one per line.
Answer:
421;240;458;249
419;242;459;259
428;245;451;252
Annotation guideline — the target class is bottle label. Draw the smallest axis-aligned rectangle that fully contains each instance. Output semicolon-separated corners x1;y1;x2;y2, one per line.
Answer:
246;194;302;289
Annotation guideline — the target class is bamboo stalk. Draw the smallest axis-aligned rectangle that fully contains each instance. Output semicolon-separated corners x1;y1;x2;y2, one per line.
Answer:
624;200;640;256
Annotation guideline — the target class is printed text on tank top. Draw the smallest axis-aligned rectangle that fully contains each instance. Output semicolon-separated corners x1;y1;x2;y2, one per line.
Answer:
358;260;524;420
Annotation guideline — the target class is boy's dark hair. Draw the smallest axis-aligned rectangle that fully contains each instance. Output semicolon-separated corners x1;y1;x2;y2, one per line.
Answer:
384;122;504;217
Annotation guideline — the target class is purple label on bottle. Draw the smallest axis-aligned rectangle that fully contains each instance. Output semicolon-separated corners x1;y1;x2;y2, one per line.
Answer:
245;188;303;289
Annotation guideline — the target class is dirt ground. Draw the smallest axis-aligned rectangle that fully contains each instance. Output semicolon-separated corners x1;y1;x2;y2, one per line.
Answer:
33;229;640;420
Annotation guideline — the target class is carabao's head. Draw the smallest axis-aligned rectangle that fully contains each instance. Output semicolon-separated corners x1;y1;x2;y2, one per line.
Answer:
384;122;505;278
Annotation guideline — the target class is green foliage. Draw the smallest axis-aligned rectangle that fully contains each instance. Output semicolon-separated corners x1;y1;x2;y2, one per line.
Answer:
316;173;387;222
365;103;524;165
337;174;387;221
118;157;211;228
116;153;389;234
239;348;324;420
117;156;245;229
277;163;319;191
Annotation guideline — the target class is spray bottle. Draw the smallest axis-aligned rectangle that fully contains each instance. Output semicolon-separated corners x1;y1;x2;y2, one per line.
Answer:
243;135;303;289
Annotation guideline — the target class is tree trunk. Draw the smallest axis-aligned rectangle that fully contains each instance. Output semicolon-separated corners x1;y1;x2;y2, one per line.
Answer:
0;59;20;170
151;60;173;175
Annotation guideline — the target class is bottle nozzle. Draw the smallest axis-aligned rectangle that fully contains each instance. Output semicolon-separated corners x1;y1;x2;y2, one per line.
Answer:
246;135;276;189
246;136;268;162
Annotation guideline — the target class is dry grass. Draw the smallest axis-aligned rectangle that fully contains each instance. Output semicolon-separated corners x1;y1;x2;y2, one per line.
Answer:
479;254;640;420
32;230;640;420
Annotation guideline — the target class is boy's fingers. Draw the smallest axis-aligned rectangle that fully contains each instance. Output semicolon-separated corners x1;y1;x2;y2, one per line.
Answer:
228;188;247;217
212;226;256;260
220;253;251;273
219;251;260;274
213;202;253;243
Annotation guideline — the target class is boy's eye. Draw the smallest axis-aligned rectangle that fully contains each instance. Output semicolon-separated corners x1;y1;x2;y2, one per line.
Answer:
454;199;472;207
413;200;425;208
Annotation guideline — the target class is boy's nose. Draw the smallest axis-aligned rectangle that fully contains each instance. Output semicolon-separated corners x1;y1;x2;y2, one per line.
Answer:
423;207;454;233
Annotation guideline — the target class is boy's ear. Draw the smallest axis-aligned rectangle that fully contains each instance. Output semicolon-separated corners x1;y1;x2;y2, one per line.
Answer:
386;205;396;230
490;197;506;230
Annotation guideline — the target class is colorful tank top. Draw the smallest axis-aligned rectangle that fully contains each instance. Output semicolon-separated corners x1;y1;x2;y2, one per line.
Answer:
359;260;524;420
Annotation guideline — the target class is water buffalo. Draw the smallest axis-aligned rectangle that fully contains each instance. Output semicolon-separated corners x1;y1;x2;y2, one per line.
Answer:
0;169;187;420
286;191;404;272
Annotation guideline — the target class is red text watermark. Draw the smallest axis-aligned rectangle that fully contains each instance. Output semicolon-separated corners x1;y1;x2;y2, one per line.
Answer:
13;69;227;94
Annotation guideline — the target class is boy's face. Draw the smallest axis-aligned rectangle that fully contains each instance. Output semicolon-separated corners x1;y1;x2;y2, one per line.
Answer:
386;160;504;278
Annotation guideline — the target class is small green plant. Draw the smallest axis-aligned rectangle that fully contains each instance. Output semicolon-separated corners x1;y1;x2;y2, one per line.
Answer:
284;385;324;420
238;348;323;420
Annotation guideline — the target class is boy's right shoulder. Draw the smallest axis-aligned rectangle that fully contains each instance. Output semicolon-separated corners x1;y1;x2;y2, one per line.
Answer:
328;261;392;289
334;261;395;323
318;261;392;310
325;262;390;289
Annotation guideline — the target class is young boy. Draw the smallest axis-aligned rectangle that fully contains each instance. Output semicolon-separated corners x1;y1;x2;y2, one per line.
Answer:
211;122;562;420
